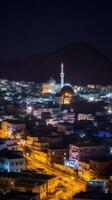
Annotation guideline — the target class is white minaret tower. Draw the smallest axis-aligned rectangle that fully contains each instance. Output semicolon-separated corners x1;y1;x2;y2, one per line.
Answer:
60;62;64;88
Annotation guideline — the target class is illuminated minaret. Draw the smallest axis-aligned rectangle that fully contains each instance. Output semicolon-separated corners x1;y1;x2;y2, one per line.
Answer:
60;62;64;88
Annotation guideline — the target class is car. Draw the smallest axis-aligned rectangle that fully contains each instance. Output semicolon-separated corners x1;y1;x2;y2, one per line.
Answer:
36;168;45;173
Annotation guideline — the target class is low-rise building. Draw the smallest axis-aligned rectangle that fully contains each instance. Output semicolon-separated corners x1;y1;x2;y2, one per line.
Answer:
89;157;112;179
27;136;38;146
0;171;58;200
0;191;40;200
86;179;108;193
1;121;26;136
0;138;18;151
69;143;106;162
0;149;26;172
78;113;94;121
73;191;112;199
78;160;94;181
48;148;69;164
32;140;49;152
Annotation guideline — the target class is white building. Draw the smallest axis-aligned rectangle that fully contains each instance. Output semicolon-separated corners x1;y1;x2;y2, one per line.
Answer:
0;138;18;151
78;113;94;121
0;150;26;172
1;121;26;136
69;143;106;162
7;121;26;134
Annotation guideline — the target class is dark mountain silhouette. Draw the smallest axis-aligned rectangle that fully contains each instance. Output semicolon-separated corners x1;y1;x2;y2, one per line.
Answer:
0;42;112;84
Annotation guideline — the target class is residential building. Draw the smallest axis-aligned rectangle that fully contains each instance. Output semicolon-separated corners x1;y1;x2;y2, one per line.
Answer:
0;149;26;172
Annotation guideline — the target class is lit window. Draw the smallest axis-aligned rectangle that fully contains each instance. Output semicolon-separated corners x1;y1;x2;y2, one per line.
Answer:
110;147;112;154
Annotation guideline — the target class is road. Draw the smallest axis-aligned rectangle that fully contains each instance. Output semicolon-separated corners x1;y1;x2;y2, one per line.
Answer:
26;155;86;200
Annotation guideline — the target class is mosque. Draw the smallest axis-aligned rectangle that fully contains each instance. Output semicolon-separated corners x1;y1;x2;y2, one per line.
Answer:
42;77;60;94
42;63;75;105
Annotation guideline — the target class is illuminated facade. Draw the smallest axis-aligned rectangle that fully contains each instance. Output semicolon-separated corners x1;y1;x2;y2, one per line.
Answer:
42;63;65;94
1;121;9;138
0;172;58;200
42;77;60;94
0;121;26;138
55;84;74;105
69;144;106;161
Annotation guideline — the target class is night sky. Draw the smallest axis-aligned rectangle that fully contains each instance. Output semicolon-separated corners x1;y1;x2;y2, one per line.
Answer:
0;0;112;61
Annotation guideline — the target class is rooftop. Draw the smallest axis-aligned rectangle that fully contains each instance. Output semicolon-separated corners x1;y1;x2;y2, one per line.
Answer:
70;142;105;147
0;170;55;180
0;191;39;200
90;157;112;162
74;192;112;200
6;120;25;124
0;149;24;159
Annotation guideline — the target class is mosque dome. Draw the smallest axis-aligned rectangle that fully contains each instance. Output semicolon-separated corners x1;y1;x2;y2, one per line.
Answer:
60;84;74;96
47;77;56;85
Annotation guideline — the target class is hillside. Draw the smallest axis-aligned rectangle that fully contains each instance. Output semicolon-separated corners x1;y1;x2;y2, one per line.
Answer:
0;42;112;84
